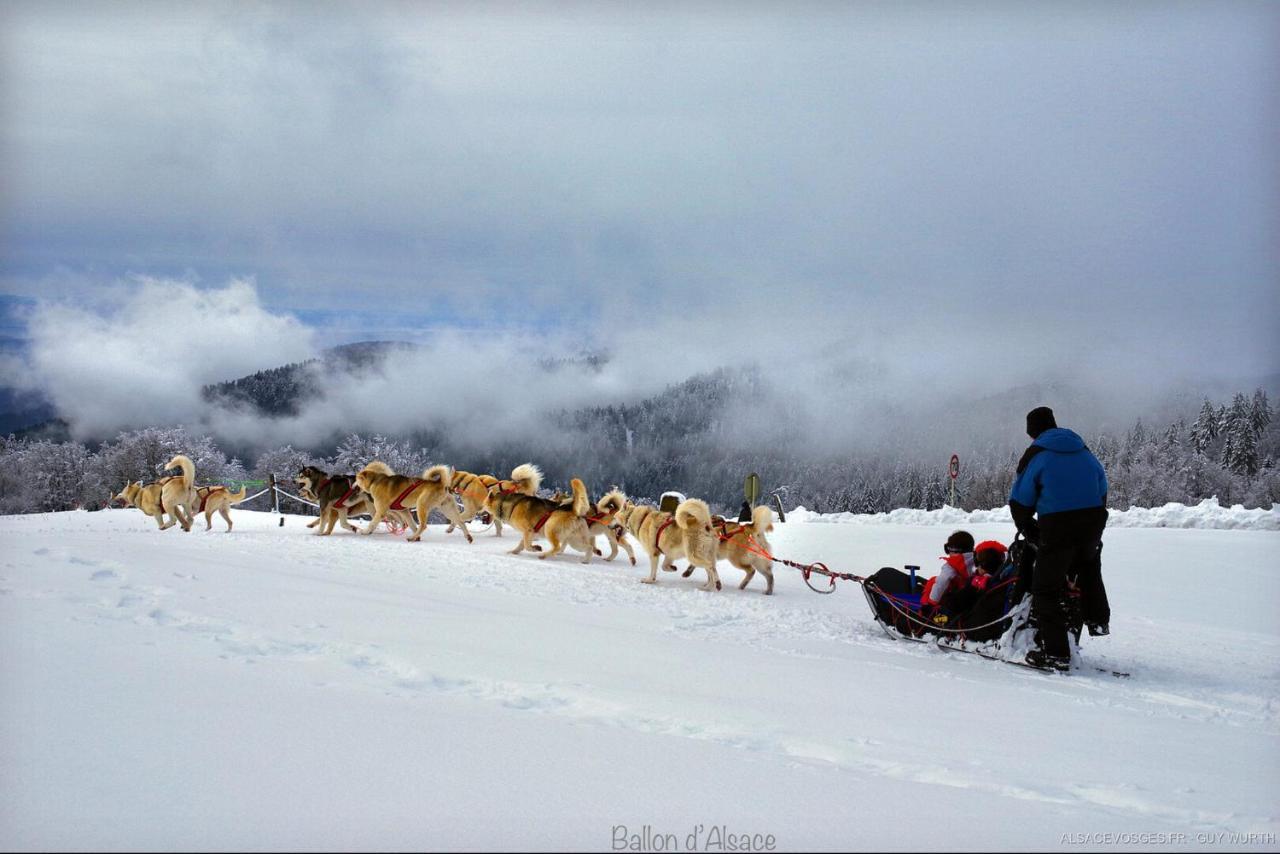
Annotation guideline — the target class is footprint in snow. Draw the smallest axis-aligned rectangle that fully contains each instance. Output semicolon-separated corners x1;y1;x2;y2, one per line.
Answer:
91;569;120;581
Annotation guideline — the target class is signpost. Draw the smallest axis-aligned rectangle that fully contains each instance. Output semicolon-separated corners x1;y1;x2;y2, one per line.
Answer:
948;454;960;507
741;472;761;523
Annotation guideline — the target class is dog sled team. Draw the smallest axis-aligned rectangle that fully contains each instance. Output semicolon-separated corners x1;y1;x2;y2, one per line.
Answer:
112;456;778;594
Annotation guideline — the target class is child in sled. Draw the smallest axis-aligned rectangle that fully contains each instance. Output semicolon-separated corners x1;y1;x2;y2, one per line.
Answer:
920;532;1008;624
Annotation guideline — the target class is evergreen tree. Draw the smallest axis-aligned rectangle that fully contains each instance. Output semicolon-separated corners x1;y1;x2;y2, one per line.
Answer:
1221;393;1259;478
1249;389;1272;437
1190;399;1218;455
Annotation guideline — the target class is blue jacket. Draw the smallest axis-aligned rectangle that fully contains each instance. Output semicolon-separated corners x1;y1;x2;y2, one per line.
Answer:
1009;428;1108;517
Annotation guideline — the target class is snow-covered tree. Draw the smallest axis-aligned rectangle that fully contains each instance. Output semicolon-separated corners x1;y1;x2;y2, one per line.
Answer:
1221;393;1259;478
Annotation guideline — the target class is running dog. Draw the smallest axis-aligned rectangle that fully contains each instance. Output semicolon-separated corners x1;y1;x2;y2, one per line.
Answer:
111;479;187;530
584;489;635;565
682;506;776;594
294;466;414;536
617;498;721;591
445;463;542;537
483;477;595;563
191;484;251;532
110;453;199;531
354;461;471;542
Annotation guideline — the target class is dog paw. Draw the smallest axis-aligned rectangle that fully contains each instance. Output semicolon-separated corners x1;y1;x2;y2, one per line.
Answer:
629;557;637;565
640;578;656;584
680;567;695;578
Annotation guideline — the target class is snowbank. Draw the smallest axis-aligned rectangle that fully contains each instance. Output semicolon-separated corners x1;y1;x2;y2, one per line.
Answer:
788;497;1280;530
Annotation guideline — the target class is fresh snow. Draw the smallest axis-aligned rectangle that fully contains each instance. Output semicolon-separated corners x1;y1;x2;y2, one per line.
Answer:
1;509;1277;851
789;497;1280;531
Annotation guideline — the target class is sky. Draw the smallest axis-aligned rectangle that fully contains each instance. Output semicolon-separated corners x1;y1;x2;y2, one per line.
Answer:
0;1;1277;445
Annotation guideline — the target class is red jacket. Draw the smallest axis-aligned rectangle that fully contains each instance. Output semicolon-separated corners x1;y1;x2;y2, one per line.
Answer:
921;552;973;606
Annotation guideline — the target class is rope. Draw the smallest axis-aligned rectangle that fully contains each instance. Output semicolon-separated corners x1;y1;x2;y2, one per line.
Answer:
271;487;318;508
714;527;862;594
242;486;273;503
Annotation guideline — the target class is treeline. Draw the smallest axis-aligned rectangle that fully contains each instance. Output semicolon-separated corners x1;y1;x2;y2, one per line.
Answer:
0;389;1275;516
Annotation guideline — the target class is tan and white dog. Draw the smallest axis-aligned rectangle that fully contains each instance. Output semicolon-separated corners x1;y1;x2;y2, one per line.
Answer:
355;461;471;542
191;484;251;532
585;489;635;564
483;477;596;563
617;498;721;591
445;463;542;537
684;506;776;594
110;454;199;531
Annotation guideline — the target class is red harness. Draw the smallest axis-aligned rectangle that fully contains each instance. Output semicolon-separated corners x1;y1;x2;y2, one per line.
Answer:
533;509;554;533
197;487;227;513
333;485;358;509
389;481;422;512
653;517;676;555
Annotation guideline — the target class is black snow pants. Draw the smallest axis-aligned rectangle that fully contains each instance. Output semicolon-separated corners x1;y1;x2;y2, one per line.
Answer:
1032;507;1110;658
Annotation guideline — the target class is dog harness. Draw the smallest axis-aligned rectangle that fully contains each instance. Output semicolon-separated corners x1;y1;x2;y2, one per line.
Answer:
714;518;744;542
333;485;358;509
533;509;554;533
388;481;422;512
653;517;677;556
197;486;227;513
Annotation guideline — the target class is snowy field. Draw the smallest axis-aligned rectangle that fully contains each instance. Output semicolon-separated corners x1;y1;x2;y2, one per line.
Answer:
1;508;1277;852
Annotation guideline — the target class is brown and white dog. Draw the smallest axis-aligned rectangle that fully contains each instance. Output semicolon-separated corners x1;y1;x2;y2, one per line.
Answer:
354;461;471;542
682;506;776;594
483;477;595;563
445;463;542;537
617;498;721;591
295;465;414;536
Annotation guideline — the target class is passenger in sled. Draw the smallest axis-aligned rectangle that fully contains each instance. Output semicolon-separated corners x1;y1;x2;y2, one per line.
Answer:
863;530;1018;641
920;532;1011;627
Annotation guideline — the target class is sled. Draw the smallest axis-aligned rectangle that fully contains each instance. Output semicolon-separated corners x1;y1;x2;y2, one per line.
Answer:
860;538;1127;676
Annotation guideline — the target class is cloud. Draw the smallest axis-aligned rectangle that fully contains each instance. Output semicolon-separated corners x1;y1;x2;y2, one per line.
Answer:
2;2;1276;437
16;278;316;438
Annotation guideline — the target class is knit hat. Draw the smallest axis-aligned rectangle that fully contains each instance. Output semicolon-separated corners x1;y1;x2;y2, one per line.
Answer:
1026;406;1057;439
944;530;975;554
974;540;1008;572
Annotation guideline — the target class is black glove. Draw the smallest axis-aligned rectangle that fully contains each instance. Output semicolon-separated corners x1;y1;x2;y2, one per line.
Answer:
1023;518;1041;545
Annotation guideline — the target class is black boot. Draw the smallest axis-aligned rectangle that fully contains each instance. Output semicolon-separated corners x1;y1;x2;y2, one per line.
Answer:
1025;649;1071;672
1087;622;1110;637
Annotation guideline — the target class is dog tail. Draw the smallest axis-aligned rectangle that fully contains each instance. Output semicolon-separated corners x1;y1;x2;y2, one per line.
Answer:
675;497;712;531
361;460;395;476
510;463;543;495
166;455;195;492
596;489;627;517
228;485;250;504
421;463;452;484
569;478;590;516
747;505;774;535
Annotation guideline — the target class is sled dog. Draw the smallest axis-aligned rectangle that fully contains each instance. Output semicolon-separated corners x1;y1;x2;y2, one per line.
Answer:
191;484;251;532
583;489;635;564
617;498;721;591
684;506;776;594
354;461;471;542
295;466;405;535
483;477;595;563
445;463;542;537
